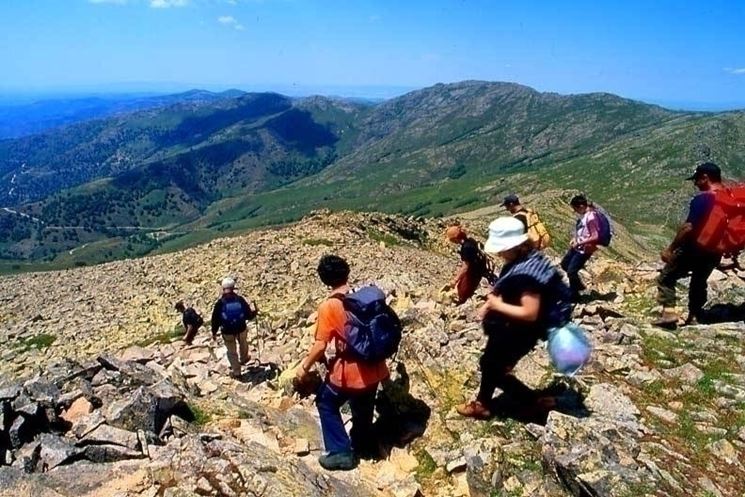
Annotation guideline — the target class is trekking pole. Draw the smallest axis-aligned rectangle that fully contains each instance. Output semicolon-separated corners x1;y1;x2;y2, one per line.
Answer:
253;300;264;366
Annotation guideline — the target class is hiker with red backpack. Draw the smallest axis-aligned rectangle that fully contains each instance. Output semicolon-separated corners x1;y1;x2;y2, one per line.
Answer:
296;255;401;471
654;162;725;328
210;277;258;378
561;195;612;302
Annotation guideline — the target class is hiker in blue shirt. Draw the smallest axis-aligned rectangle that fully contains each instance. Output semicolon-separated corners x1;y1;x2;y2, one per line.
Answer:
654;162;723;329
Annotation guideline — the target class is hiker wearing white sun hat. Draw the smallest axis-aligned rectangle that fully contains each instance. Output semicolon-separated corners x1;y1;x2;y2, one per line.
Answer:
483;217;529;254
457;217;572;420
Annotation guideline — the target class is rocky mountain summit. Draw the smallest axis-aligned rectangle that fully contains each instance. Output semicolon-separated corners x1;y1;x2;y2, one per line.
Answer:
1;210;744;496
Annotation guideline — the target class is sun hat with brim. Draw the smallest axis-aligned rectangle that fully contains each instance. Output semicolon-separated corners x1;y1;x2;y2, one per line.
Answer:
483;217;529;253
221;277;236;289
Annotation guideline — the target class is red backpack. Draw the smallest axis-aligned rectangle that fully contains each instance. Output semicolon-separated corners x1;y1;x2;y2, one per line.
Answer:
695;184;745;256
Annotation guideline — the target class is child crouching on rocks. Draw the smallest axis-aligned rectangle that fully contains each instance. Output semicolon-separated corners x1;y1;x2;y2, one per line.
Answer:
457;217;572;419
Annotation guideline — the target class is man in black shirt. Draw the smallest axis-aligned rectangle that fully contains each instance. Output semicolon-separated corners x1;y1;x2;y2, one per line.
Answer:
211;277;258;378
174;301;203;346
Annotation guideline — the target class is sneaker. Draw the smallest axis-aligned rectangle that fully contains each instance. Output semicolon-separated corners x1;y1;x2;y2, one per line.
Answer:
318;451;358;471
456;400;492;419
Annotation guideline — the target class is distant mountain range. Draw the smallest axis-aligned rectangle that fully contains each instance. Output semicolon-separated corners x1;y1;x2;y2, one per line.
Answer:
1;81;743;270
0;89;249;140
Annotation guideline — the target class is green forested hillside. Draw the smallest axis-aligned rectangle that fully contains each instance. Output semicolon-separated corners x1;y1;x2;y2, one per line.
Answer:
1;81;743;270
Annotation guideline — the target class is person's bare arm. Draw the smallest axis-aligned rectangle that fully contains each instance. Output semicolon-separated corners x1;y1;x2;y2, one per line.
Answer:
296;340;327;380
477;291;541;322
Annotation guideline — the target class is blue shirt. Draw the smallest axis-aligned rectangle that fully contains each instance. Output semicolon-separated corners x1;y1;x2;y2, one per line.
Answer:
686;191;715;229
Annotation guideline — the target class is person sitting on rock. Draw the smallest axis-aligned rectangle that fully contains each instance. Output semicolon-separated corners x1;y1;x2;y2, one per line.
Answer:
210;277;258;379
174;301;204;346
445;225;494;304
654;162;724;328
457;217;572;420
561;195;601;302
295;255;388;471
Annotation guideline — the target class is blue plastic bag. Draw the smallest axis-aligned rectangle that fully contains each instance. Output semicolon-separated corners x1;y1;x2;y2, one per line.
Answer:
547;323;592;376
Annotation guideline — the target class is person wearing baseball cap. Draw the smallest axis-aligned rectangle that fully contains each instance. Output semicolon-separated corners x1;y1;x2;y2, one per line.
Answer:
654;162;724;329
500;193;551;250
457;217;572;420
210;276;258;378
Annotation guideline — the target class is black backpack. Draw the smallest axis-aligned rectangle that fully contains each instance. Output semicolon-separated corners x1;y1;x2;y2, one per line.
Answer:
184;308;204;329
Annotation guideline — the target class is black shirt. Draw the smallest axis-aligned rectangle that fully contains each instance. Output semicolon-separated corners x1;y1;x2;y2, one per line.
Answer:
494;249;572;330
182;307;202;328
459;237;484;264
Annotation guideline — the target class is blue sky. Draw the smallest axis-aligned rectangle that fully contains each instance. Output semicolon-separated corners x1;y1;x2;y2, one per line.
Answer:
0;0;744;109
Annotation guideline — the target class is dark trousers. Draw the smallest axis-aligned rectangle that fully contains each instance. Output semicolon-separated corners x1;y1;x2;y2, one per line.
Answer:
184;325;198;345
477;316;541;404
656;247;721;316
316;382;377;455
561;248;592;298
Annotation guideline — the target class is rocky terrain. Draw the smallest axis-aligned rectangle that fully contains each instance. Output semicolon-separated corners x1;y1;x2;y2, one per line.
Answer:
1;210;744;496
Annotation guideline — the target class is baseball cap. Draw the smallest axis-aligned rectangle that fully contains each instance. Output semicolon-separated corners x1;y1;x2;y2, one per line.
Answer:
500;194;520;207
686;162;721;181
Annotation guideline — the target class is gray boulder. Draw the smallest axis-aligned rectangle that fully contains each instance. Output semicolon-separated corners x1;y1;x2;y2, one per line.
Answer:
82;444;145;463
105;380;186;435
80;424;140;451
38;433;82;471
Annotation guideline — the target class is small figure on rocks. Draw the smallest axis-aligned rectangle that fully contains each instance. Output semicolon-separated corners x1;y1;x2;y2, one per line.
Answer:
457;217;572;420
296;255;390;471
174;301;204;346
210;277;258;378
501;193;551;250
444;225;495;304
654;162;724;328
561;195;604;302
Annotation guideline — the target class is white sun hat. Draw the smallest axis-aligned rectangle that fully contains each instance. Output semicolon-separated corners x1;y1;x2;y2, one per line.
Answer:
221;277;236;289
483;217;529;254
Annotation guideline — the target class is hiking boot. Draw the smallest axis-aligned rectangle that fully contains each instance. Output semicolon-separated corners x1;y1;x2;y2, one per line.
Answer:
456;400;492;419
683;314;699;326
318;451;358;471
652;310;678;330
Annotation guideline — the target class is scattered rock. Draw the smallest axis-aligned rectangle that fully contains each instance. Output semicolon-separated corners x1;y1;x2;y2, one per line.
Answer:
60;397;93;425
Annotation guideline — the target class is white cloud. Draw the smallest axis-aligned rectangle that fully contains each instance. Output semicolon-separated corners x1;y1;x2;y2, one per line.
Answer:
725;67;745;75
218;15;244;30
150;0;189;8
